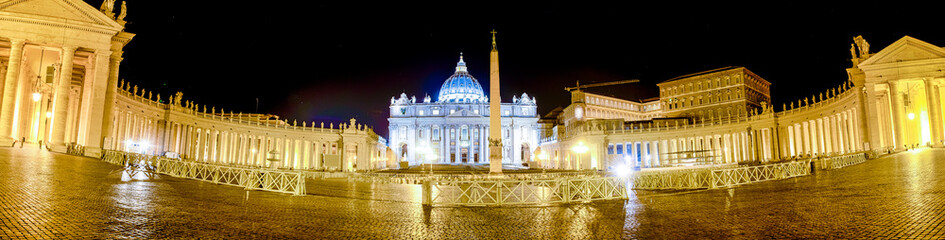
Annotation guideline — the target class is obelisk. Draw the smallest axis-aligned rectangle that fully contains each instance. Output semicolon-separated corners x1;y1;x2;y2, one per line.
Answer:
489;30;503;174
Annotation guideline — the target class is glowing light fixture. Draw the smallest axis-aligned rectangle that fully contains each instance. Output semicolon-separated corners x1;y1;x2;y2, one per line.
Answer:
908;112;916;120
32;92;41;102
572;142;589;154
45;112;52;118
614;164;632;178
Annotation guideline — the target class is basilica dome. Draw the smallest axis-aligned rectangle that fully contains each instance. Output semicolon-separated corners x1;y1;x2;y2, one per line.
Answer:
437;54;486;103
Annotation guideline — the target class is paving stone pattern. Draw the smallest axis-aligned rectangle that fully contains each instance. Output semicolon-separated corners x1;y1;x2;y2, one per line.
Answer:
1;146;944;239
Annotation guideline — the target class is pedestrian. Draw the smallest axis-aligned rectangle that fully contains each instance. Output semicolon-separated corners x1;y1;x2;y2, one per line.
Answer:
20;137;25;148
10;139;16;147
38;140;43;149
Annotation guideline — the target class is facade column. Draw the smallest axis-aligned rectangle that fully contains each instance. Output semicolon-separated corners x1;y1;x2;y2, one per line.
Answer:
888;81;907;150
0;39;26;143
830;115;839;154
837;113;848;154
454;126;461;163
49;45;78;151
935;83;945;146
847;111;857;151
924;79;944;146
442;126;449;163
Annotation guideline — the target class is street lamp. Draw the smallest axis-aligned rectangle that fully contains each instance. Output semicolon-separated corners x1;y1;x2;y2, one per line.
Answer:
32;92;41;102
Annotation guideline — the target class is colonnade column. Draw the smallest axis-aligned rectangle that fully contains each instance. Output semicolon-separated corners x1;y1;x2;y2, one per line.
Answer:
48;46;78;150
925;79;944;147
0;39;25;143
888;81;907;150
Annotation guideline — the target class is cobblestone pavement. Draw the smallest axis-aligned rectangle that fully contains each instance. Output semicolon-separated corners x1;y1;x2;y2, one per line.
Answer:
1;146;944;239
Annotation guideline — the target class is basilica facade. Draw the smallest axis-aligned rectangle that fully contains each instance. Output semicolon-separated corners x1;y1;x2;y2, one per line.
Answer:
388;54;539;165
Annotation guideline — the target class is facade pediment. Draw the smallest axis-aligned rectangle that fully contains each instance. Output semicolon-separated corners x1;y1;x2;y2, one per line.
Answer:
859;36;945;66
0;0;122;31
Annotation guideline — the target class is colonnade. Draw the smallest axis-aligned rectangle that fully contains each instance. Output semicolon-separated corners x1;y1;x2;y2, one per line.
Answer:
105;85;386;172
782;109;861;158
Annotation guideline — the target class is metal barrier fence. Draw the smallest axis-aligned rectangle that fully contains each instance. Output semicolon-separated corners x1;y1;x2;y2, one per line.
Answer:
65;143;85;156
349;170;607;185
631;160;811;190
423;176;628;206
824;152;868;170
102;150;306;195
303;171;349;180
709;160;810;188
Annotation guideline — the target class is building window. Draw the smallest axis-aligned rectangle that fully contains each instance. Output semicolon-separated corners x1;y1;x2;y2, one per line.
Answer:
432;109;440;115
433;127;440;141
399;126;407;140
616;144;624;154
418;110;424;116
461;127;469;140
450;109;455;114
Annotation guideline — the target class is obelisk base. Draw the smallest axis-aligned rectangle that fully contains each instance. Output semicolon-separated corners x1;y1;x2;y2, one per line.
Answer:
489;143;503;174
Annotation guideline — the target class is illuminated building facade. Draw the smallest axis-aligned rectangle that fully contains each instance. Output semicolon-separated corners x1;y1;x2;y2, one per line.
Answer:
538;36;945;171
388;54;539;165
0;0;386;171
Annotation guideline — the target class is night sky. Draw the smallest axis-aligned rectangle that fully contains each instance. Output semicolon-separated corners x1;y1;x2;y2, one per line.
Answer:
90;1;945;138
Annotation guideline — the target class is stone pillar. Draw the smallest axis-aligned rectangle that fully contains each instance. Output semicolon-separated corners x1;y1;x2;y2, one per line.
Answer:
48;45;78;151
454;126;460;163
847;111;857;151
924;79;944;147
888;81;907;150
0;39;25;144
443;126;451;163
827;114;840;154
934;83;945;146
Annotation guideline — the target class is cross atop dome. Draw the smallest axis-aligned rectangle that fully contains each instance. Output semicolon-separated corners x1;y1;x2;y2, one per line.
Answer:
456;52;467;72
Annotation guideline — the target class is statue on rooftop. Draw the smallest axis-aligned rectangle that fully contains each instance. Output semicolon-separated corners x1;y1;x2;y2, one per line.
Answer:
850;44;857;59
854;35;870;58
117;1;127;21
99;0;115;14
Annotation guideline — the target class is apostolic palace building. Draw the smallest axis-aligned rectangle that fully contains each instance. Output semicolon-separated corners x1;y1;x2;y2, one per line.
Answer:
535;36;945;171
3;0;945;174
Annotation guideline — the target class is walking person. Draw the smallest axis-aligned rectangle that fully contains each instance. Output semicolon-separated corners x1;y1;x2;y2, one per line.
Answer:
19;137;25;148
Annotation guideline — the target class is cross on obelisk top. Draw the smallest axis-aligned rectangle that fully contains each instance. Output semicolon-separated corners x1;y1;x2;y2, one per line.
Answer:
491;29;497;49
